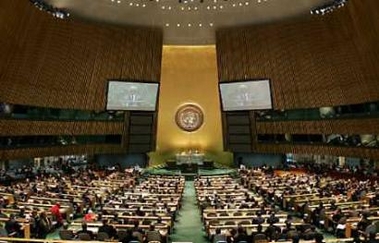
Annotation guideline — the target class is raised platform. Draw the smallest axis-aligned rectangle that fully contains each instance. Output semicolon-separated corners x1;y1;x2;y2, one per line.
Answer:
166;160;215;173
143;165;237;180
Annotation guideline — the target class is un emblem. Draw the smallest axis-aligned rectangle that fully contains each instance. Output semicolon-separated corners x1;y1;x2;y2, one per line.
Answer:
175;104;204;132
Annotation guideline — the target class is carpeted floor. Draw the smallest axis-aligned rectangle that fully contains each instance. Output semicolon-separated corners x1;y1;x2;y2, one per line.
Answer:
169;180;208;243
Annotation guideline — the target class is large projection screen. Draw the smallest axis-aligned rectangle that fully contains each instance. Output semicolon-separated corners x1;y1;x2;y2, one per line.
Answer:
106;81;159;111
219;80;272;111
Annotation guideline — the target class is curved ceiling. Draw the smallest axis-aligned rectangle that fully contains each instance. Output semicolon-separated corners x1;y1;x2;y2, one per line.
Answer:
44;0;330;45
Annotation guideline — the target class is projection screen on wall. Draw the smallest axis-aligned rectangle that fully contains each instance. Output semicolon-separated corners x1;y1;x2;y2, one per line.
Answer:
106;81;159;111
219;80;272;111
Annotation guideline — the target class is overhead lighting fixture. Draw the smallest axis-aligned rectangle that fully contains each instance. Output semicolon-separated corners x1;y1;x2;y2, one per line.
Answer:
29;0;70;19
310;0;348;15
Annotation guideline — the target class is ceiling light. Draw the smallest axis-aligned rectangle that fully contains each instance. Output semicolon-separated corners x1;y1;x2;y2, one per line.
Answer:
165;23;170;27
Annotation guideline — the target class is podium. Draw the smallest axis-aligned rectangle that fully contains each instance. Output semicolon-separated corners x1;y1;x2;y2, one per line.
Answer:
175;152;204;165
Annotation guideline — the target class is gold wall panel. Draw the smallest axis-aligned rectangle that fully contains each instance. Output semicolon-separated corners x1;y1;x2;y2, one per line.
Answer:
153;46;232;165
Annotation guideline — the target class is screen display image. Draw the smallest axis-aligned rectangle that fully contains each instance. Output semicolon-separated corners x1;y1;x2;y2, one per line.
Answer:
106;81;159;111
219;80;272;111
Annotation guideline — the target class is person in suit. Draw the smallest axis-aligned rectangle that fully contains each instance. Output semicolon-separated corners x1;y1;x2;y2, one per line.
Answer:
37;211;52;239
252;212;265;224
76;222;94;240
267;212;279;224
5;214;23;237
98;219;117;239
234;226;250;243
144;224;162;243
212;228;227;243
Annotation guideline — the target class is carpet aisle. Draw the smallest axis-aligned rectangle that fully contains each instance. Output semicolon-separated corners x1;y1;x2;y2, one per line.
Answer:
169;180;207;243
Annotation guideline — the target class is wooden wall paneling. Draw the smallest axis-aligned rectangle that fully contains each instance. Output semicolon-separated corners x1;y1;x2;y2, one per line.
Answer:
0;144;124;161
255;143;379;160
0;120;124;136
216;3;375;109
121;112;130;149
255;118;379;135
0;0;163;110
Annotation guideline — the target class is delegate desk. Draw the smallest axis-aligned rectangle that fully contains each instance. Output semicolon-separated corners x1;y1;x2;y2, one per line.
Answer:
69;221;169;237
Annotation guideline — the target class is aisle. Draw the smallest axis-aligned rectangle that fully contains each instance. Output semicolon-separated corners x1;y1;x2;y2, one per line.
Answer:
169;180;207;243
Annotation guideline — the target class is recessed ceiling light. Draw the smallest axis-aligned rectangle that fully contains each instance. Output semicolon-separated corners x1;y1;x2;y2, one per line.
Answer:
117;0;121;3
194;6;198;10
161;6;165;9
245;2;249;5
136;3;139;6
168;6;172;10
232;3;236;7
207;6;210;10
177;23;181;27
209;23;213;26
188;23;191;27
220;5;223;9
165;23;170;27
199;23;202;27
142;4;146;7
129;2;133;6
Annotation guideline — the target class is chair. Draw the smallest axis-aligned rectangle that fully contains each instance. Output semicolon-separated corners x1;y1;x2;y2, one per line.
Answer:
117;230;127;241
97;232;110;241
209;220;220;226
239;221;250;225
78;232;92;241
219;212;229;216
59;230;74;240
253;233;267;242
233;212;243;216
224;221;236;226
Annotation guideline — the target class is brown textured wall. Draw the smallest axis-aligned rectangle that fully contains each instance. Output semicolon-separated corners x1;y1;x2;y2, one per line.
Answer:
0;120;124;136
216;0;379;110
0;144;124;160
0;0;162;159
217;0;379;159
0;0;162;110
256;119;379;135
